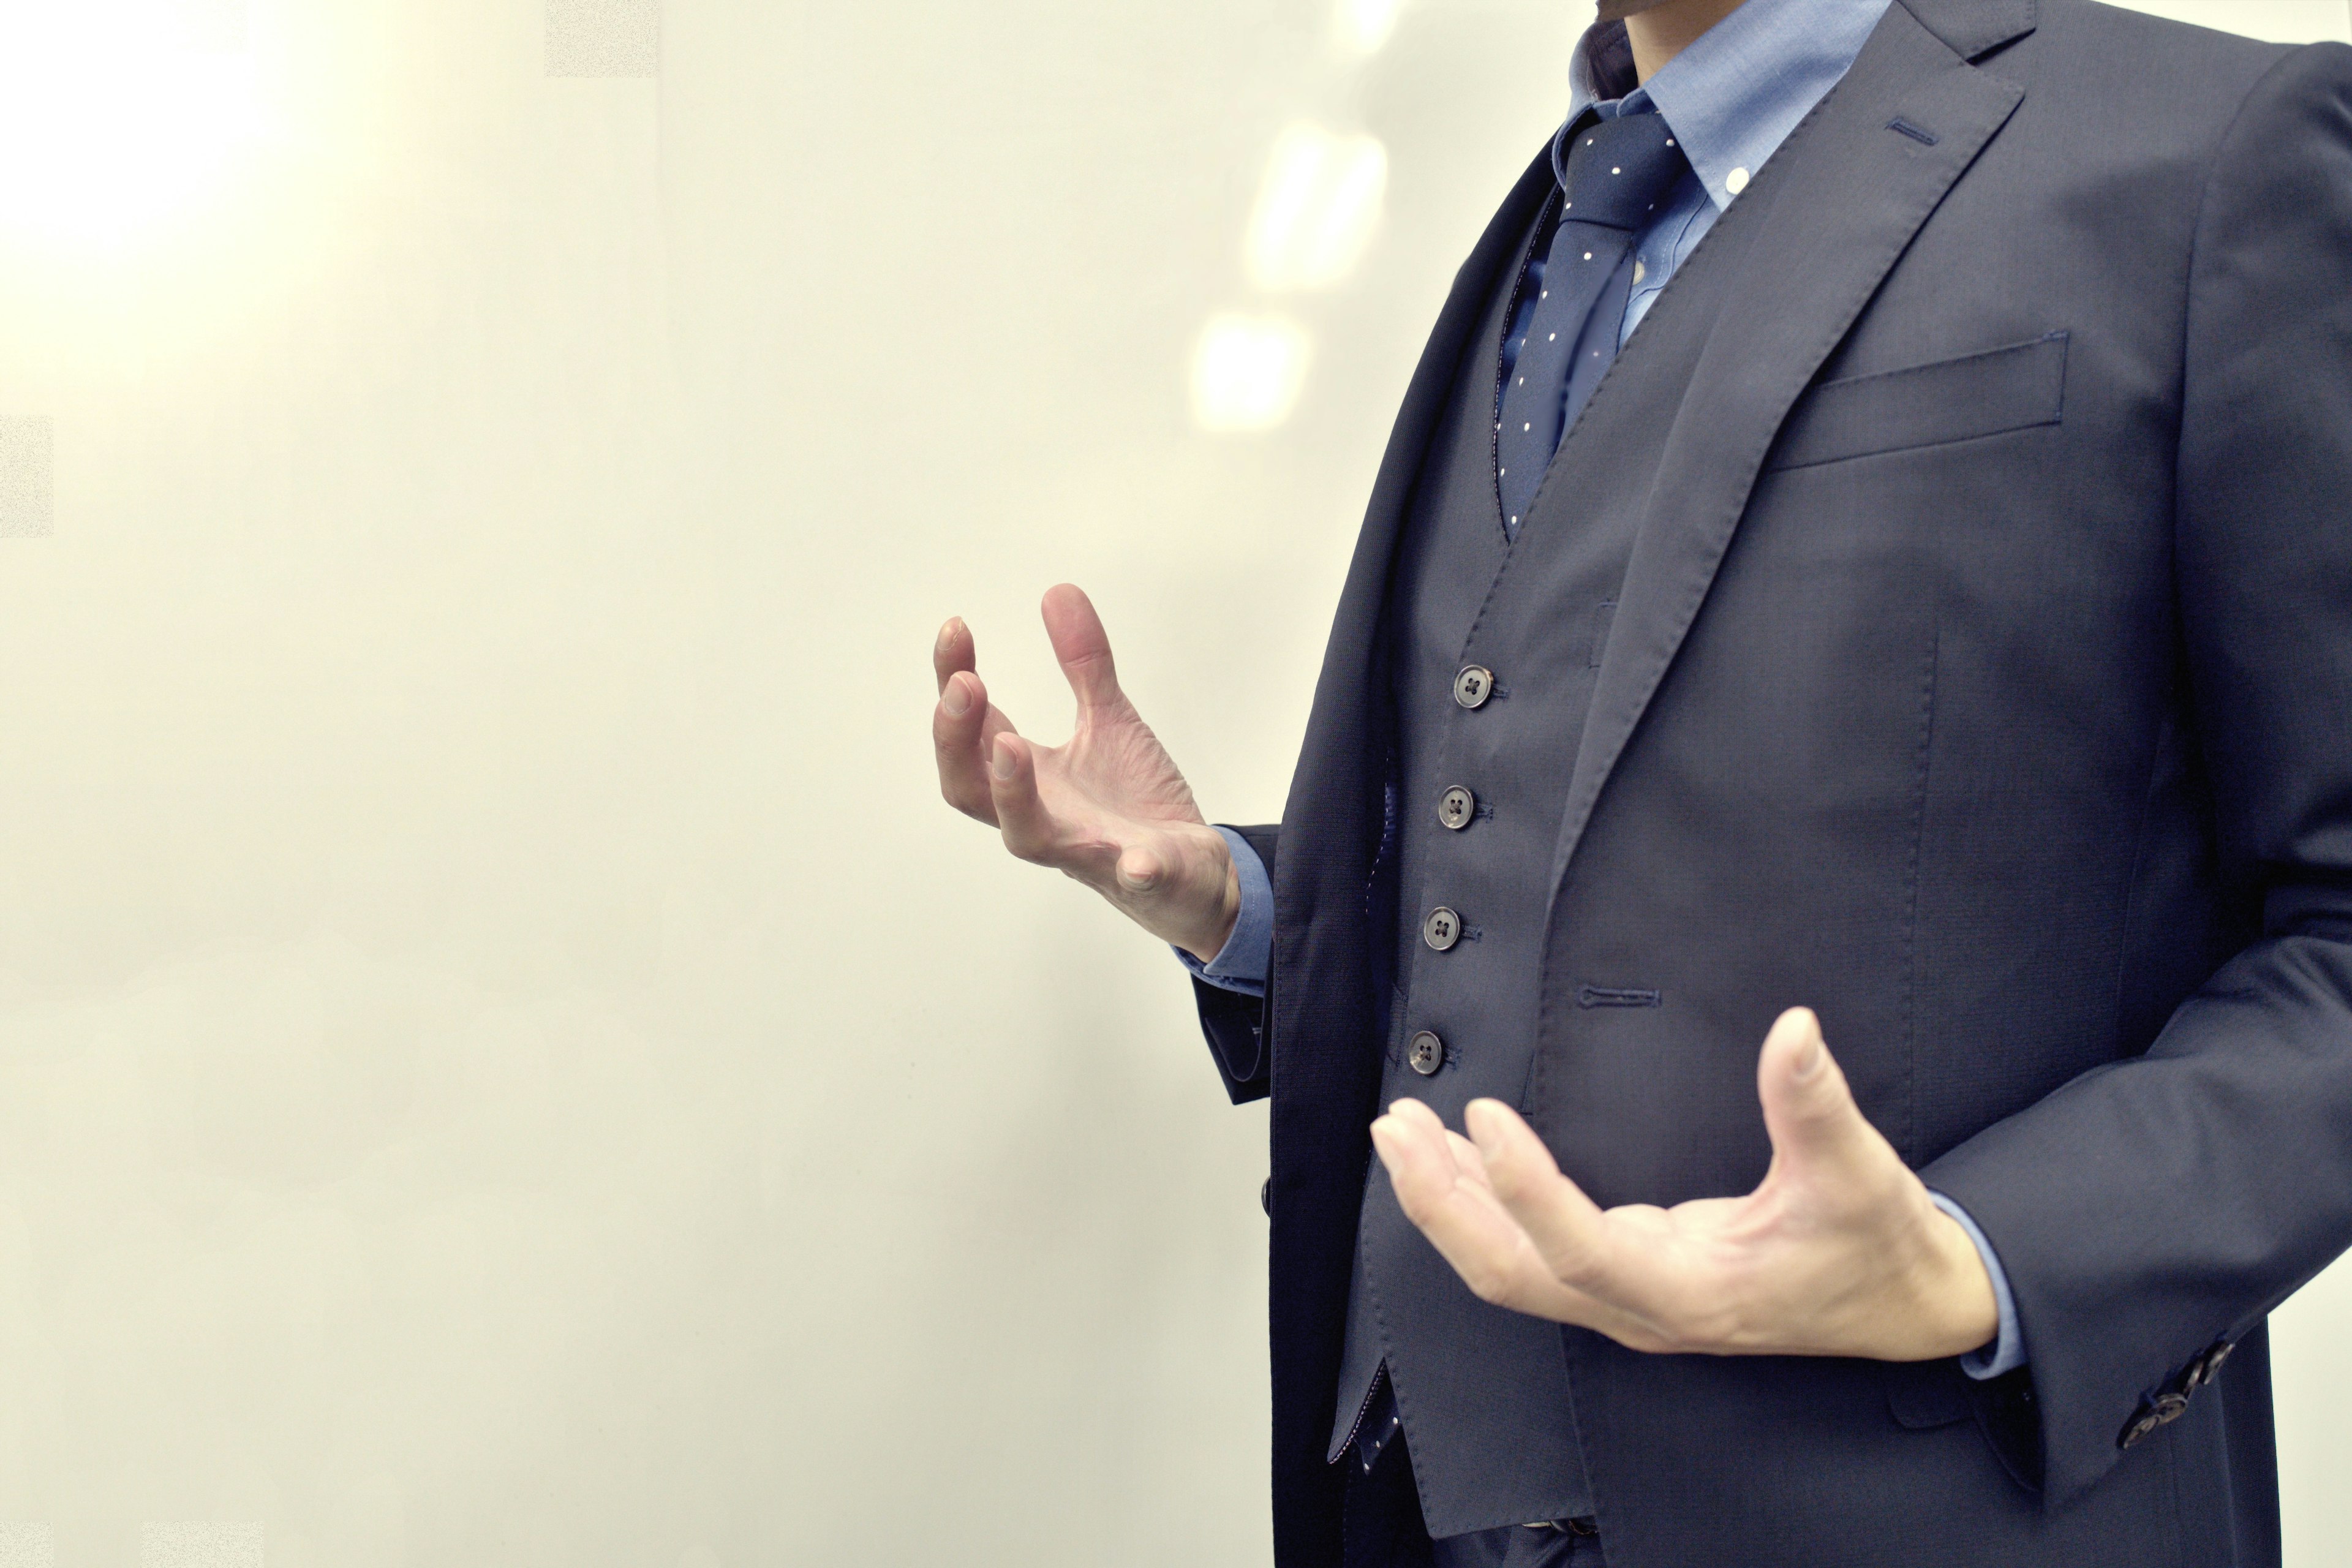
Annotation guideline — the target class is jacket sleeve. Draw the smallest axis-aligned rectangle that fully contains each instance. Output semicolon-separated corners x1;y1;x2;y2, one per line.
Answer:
1194;824;1279;1104
1920;42;2352;1507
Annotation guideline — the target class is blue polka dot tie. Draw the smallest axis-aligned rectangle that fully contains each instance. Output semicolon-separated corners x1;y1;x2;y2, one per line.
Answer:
1496;110;1691;537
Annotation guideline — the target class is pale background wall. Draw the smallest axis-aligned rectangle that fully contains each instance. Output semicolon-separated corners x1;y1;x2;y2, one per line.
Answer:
0;1;2345;1564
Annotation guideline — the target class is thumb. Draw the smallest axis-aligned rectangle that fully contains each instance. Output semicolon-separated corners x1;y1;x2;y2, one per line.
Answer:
1041;583;1128;715
1755;1008;1882;1184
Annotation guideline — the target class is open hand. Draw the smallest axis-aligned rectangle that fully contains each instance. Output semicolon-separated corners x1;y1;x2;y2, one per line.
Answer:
1371;1008;1999;1362
933;585;1240;962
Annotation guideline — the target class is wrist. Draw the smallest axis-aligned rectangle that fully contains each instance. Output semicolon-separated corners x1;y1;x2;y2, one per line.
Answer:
1175;833;1241;964
1907;1203;2000;1360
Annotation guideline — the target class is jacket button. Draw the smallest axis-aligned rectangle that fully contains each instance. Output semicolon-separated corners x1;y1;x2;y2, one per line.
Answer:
2173;1344;2230;1392
1408;1031;1445;1076
1453;665;1494;709
1438;786;1477;830
1260;1178;1272;1216
1423;907;1463;951
2121;1392;2190;1450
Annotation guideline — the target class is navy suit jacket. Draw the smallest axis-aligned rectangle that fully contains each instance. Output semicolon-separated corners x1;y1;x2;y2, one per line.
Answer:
1195;1;2352;1562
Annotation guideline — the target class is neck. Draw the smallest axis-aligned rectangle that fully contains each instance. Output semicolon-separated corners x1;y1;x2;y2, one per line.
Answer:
1623;0;1751;83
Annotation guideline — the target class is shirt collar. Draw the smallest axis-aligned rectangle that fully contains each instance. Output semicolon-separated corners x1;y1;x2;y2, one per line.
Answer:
1565;0;1894;211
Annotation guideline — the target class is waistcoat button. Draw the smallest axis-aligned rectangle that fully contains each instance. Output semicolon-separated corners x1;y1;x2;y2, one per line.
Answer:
1438;786;1476;830
1408;1031;1446;1076
1423;907;1463;951
1453;665;1494;709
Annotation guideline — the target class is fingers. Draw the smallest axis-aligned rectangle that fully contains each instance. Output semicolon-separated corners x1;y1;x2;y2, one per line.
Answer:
1464;1099;1616;1294
1373;1099;1599;1321
1040;584;1127;715
987;733;1095;878
1444;1127;1493;1191
935;676;1010;827
933;666;992;820
934;617;1018;823
1754;1008;1888;1189
933;615;975;696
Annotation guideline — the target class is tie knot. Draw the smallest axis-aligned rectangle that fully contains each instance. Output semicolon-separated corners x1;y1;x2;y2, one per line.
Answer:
1555;111;1690;232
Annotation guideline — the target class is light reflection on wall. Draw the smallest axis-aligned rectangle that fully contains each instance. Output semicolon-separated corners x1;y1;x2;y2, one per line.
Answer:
1243;124;1390;294
1186;0;1412;435
1190;314;1314;433
0;0;265;253
1333;0;1412;55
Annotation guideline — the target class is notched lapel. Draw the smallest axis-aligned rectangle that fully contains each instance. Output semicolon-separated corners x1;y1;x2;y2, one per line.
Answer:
1899;0;2037;63
1544;2;2028;898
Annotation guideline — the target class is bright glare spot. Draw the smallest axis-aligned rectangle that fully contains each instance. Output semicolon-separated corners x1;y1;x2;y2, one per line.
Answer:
1191;313;1313;434
1333;0;1411;53
0;0;266;252
1243;123;1388;293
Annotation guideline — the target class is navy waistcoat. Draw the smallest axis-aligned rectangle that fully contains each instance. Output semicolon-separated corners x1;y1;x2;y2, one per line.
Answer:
1324;199;1683;1534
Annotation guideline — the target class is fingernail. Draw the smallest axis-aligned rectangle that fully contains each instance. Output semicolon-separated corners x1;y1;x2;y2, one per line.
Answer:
1795;1038;1825;1081
937;618;961;650
941;676;970;717
991;741;1016;780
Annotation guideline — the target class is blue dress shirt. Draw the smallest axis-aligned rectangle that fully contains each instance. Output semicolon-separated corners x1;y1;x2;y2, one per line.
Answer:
1183;0;2026;1381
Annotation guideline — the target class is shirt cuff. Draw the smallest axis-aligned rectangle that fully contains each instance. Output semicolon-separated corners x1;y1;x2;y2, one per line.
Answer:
1174;827;1272;998
1928;1191;2028;1380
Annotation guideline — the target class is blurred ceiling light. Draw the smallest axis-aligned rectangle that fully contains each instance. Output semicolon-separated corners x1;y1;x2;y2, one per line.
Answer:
1243;124;1389;293
1191;313;1313;434
0;0;266;251
1334;0;1412;53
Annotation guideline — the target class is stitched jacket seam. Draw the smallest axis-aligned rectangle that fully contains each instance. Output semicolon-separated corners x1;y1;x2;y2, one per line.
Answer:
1771;410;2062;472
2106;715;2169;1059
2173;44;2307;578
1902;619;1939;1164
1807;330;2062;397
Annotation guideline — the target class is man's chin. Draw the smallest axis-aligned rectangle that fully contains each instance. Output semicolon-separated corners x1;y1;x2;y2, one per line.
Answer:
1594;0;1678;17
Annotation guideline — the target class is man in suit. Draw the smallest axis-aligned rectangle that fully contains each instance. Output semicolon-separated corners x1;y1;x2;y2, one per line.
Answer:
931;0;2352;1561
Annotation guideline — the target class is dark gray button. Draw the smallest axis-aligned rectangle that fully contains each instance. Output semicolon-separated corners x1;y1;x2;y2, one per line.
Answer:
1438;786;1476;831
1453;665;1494;709
1423;907;1462;951
1408;1031;1444;1076
1260;1178;1271;1216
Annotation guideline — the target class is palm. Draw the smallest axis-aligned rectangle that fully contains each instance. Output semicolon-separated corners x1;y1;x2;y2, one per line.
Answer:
1042;693;1201;821
1383;1009;1996;1364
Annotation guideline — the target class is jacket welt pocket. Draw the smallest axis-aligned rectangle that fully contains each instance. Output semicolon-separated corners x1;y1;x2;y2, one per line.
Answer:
1768;331;2069;472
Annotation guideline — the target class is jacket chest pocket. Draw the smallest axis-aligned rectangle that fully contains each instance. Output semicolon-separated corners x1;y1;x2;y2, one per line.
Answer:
1768;332;2070;472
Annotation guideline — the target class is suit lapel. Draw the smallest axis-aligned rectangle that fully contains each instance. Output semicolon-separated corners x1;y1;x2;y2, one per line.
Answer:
1544;0;2029;895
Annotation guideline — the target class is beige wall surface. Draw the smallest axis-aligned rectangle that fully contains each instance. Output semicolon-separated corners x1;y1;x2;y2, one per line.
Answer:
0;1;2345;1564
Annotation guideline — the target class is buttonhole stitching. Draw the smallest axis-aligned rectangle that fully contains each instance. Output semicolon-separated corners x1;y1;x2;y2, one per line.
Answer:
1577;985;1662;1008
